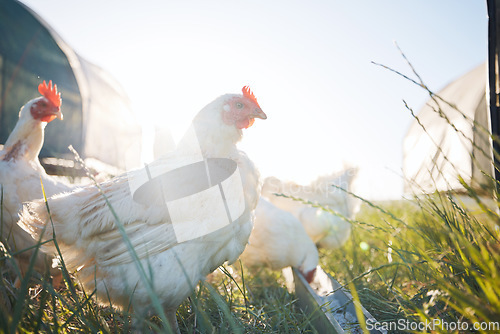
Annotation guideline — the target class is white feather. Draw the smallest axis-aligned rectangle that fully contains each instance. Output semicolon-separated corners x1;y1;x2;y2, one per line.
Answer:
239;198;318;274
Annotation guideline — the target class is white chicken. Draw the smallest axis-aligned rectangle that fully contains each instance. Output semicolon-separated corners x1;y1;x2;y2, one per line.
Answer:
239;198;318;282
18;86;266;331
262;167;360;249
0;80;69;275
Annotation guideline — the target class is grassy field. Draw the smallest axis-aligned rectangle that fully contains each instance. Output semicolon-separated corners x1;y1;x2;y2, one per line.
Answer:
1;187;499;333
323;193;500;333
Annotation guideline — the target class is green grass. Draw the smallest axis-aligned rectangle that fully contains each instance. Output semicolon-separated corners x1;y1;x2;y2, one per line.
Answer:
0;247;317;333
321;194;500;333
1;182;500;333
2;186;499;333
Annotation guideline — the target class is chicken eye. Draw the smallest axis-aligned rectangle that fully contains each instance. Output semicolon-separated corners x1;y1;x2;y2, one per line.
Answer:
236;102;244;109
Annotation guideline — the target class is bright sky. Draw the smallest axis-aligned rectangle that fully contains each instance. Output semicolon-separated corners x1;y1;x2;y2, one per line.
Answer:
20;0;487;200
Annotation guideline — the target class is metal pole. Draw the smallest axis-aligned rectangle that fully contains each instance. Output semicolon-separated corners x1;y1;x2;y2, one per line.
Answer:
487;0;500;185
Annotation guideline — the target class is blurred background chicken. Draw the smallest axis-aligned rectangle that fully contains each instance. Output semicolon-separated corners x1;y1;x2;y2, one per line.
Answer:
0;80;70;277
262;167;360;249
18;86;266;332
239;198;318;282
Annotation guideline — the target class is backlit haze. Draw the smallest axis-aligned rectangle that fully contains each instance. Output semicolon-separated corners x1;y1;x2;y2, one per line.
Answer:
20;0;487;199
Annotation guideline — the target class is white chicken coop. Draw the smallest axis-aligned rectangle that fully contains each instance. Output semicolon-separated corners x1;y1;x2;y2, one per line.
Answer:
403;63;494;196
0;0;142;173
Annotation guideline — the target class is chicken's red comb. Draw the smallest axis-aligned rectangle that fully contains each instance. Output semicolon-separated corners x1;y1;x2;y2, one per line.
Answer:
242;86;260;108
38;80;61;107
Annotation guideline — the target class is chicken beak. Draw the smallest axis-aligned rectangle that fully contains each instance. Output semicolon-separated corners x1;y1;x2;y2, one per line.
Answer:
51;106;63;120
252;108;267;120
56;110;63;120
